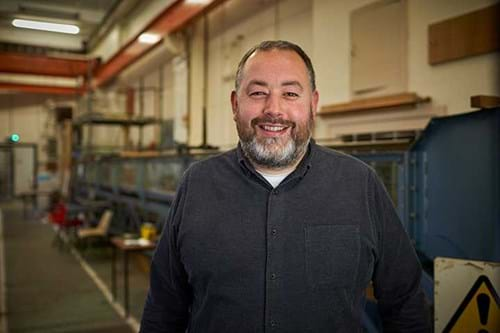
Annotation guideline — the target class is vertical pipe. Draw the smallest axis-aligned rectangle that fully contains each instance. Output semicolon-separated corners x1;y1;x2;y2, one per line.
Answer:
158;64;165;150
33;144;39;207
185;30;192;146
139;78;145;150
86;61;94;157
202;14;209;148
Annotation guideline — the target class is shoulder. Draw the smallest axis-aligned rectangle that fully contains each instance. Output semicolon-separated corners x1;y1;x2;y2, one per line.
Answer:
311;143;375;178
180;148;239;187
186;148;237;174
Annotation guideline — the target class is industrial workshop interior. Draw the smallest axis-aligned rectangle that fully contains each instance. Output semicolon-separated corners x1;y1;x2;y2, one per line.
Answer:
0;0;499;332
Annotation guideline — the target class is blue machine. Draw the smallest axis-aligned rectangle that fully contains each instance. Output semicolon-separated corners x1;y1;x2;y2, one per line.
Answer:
351;107;499;331
352;107;499;264
408;107;499;263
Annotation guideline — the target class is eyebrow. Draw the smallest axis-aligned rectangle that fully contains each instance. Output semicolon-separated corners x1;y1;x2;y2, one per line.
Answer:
247;80;268;88
282;80;303;91
247;79;304;91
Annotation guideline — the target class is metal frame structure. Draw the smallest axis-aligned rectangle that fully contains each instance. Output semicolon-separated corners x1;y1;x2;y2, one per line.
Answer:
72;151;216;232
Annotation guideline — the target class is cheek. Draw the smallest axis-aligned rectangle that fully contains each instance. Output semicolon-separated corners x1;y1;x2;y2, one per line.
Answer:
236;105;261;122
289;105;312;123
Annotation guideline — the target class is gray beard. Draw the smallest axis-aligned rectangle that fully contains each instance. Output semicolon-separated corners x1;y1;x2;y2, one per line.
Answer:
240;135;310;169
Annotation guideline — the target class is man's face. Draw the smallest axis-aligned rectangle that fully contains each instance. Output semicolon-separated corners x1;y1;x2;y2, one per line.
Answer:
231;49;319;170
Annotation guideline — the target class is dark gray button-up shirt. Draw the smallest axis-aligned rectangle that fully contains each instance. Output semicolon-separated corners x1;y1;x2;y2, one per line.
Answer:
140;142;430;332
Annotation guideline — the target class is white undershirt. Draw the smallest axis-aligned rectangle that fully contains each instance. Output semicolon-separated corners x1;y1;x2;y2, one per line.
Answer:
257;170;293;188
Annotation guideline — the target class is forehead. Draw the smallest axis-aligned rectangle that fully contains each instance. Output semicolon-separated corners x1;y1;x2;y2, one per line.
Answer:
241;49;309;85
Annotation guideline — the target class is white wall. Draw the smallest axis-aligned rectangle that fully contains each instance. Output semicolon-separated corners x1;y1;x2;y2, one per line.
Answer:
407;0;500;115
203;0;313;149
0;93;74;168
312;0;499;114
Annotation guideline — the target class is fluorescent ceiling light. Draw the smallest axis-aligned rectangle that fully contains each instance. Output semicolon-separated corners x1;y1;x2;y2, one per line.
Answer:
138;33;161;44
12;19;80;34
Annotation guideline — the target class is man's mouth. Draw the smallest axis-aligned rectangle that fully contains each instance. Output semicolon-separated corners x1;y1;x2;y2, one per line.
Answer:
252;117;295;136
259;124;288;132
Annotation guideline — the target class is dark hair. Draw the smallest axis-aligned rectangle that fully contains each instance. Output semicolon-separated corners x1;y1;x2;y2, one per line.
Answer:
234;40;316;92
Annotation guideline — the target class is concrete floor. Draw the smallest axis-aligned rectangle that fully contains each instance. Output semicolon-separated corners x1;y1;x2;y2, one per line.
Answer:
0;201;151;333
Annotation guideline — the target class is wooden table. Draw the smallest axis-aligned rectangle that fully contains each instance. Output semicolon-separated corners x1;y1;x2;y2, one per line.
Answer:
110;237;156;317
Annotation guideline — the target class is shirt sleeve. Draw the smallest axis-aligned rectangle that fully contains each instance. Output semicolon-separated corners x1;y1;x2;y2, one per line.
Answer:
140;171;192;333
367;169;431;332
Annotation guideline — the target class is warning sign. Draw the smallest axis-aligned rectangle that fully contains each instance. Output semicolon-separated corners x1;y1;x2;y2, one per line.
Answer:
434;257;500;332
443;275;499;332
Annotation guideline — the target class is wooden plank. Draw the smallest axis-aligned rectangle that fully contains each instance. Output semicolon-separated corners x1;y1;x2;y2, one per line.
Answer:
119;150;162;158
318;92;430;116
429;3;500;65
470;95;500;109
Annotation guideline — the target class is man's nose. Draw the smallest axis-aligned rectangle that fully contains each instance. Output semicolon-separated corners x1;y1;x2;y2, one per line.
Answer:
263;93;282;117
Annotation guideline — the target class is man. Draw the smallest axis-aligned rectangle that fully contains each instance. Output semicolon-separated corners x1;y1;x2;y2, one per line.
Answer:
141;40;430;332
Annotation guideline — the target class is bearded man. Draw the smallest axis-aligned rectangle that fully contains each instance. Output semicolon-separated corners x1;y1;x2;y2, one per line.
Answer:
140;40;430;332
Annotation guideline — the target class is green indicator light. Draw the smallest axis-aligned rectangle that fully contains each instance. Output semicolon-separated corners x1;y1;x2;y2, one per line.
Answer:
10;134;20;142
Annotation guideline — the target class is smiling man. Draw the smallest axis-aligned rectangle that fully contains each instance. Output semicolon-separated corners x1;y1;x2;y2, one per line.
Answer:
140;40;430;332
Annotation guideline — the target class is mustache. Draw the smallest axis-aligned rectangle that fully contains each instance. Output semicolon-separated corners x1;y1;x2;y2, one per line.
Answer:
251;116;296;128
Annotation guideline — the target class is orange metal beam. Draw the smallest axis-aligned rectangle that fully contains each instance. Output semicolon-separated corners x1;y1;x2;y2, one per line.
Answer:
93;0;225;87
0;52;98;78
0;83;85;95
0;0;225;91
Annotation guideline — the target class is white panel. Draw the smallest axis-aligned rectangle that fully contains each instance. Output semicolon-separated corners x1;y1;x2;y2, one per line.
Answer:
12;105;41;143
320;103;446;141
312;0;374;106
13;146;34;195
351;0;407;97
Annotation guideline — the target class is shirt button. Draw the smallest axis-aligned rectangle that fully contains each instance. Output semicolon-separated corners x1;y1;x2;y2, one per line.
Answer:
273;189;279;195
270;320;277;327
271;273;277;280
271;229;277;235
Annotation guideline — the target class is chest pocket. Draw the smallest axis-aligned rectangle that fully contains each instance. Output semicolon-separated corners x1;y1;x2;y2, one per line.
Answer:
305;224;360;289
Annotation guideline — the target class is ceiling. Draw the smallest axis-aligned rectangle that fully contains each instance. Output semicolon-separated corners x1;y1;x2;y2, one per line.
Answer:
0;0;122;54
0;0;231;94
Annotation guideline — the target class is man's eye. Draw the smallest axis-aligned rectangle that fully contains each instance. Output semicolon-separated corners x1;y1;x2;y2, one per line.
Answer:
284;92;299;98
249;91;266;96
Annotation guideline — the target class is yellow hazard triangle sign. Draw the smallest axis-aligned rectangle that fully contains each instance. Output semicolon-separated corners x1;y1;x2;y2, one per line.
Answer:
443;275;499;332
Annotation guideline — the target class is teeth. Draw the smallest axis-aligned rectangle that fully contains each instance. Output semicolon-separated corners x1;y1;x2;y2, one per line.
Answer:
263;125;285;132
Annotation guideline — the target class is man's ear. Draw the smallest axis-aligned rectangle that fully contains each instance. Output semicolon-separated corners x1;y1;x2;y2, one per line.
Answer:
311;90;319;120
231;90;238;120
